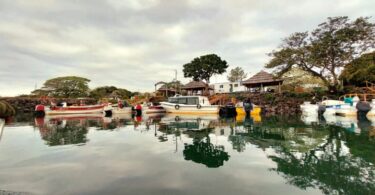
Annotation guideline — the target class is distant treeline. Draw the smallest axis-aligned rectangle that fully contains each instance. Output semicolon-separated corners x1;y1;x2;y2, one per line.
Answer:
31;76;136;100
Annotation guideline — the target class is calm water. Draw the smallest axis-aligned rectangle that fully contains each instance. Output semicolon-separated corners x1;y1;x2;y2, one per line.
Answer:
0;113;374;195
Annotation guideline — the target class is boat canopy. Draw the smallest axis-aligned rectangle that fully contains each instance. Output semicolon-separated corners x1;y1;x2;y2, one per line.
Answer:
168;96;210;106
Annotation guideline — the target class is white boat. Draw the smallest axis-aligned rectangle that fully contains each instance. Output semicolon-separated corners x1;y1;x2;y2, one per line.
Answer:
37;102;112;115
335;104;357;116
112;107;132;114
321;100;345;116
300;102;319;116
160;95;219;114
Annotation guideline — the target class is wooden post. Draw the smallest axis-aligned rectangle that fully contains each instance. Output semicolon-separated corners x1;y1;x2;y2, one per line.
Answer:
278;82;281;93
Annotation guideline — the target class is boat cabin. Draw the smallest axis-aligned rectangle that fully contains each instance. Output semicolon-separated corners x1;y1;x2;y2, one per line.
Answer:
168;96;211;106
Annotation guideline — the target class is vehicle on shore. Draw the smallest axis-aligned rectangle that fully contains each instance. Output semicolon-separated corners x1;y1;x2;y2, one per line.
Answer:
160;95;219;114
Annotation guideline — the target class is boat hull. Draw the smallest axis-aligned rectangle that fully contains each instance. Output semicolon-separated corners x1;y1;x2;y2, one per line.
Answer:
144;106;166;114
335;104;357;117
160;102;219;114
112;107;132;114
45;105;105;115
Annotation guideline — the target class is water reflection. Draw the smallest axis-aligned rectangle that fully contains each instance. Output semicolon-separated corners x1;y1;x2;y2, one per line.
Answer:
4;113;375;194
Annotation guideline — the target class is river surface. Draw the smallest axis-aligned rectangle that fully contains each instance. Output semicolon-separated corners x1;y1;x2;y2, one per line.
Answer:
0;113;374;195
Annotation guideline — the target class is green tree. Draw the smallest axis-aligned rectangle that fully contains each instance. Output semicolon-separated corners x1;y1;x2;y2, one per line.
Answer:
266;16;375;92
227;67;247;82
90;86;132;100
340;51;375;86
183;54;229;83
42;76;90;98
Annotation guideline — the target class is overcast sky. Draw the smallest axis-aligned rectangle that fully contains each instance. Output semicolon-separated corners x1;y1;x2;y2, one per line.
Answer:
0;0;374;96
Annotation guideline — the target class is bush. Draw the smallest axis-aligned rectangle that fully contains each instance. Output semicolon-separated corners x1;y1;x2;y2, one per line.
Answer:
0;101;16;117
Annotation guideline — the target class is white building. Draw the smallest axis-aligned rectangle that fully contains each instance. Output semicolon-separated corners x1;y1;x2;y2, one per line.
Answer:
212;81;246;94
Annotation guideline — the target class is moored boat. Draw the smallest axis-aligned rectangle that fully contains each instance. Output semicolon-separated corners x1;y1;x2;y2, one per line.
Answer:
112;107;132;114
335;104;357;117
35;103;112;116
300;101;319;115
160;95;219;114
143;103;166;114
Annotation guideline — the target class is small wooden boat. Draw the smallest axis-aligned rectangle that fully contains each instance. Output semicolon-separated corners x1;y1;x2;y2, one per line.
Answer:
160;96;219;114
35;102;112;116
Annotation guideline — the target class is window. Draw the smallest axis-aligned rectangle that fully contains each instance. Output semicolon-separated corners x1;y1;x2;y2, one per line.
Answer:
234;84;238;87
187;97;198;105
178;98;187;104
168;98;178;103
220;85;224;88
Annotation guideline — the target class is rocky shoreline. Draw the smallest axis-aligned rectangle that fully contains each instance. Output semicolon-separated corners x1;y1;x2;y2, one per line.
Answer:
1;93;311;116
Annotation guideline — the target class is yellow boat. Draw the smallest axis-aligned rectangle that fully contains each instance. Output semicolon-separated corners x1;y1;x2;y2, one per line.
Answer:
236;106;261;115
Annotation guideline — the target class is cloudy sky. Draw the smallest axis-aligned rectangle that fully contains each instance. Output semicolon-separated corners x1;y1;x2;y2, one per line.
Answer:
0;0;374;96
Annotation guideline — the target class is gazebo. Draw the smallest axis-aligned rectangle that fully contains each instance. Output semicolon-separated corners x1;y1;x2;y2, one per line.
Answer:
242;71;283;93
157;85;177;97
182;80;213;96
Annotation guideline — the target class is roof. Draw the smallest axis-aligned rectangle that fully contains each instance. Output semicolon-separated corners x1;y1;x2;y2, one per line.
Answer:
242;71;283;86
182;80;213;90
157;85;176;92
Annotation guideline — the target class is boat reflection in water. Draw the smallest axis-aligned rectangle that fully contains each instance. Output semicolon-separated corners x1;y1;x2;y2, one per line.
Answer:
26;113;375;195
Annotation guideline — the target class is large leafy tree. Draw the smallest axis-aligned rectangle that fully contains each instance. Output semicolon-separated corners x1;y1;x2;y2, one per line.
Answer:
266;16;375;91
183;54;228;83
42;76;90;98
340;51;375;86
227;67;247;82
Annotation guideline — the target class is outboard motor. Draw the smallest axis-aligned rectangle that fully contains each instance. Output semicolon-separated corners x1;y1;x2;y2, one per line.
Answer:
34;104;45;117
135;104;142;116
219;103;237;118
318;104;326;116
103;104;113;117
356;101;371;118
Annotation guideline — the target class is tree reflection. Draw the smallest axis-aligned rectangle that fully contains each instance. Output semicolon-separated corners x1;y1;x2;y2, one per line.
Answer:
268;125;375;194
222;115;375;194
36;117;90;146
183;128;230;168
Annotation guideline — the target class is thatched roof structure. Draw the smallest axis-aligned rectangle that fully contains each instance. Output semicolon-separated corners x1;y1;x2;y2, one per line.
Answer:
242;71;283;87
182;81;213;90
157;85;177;92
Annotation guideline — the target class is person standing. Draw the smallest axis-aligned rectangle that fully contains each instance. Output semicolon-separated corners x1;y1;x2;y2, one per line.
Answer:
243;98;253;117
